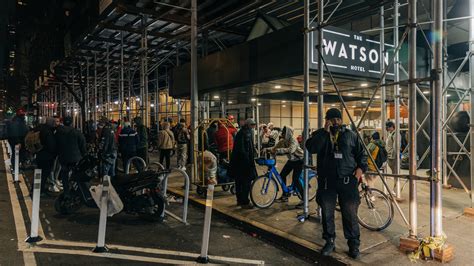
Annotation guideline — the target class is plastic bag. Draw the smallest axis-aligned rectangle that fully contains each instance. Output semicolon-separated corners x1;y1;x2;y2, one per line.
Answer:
90;183;124;217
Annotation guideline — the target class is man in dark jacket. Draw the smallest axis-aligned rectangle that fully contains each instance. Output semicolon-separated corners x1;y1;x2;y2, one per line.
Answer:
228;118;257;209
98;118;117;178
119;121;139;171
134;117;148;164
55;116;87;195
35;117;56;195
305;108;367;259
6;109;29;169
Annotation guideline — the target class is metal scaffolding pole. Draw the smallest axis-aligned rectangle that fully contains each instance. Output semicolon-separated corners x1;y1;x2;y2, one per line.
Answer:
106;44;111;119
393;0;402;199
380;7;387;140
86;60;90;120
191;0;199;180
408;0;418;238
140;15;148;121
302;0;311;218
469;0;474;208
120;31;125;121
431;0;443;239
94;53;98;121
317;0;324;128
380;6;388;195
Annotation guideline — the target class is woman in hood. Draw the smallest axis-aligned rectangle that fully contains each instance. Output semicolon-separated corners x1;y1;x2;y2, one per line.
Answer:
269;126;305;205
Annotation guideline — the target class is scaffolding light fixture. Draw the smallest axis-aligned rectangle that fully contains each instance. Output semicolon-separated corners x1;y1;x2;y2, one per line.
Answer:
274;85;281;89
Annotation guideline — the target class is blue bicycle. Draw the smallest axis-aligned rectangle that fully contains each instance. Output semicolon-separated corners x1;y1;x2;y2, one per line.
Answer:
250;156;318;209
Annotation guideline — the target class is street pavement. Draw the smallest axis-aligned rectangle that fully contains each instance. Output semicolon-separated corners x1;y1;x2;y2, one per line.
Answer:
0;146;312;265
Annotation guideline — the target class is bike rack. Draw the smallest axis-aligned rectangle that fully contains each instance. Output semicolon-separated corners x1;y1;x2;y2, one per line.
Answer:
125;156;147;174
161;168;190;225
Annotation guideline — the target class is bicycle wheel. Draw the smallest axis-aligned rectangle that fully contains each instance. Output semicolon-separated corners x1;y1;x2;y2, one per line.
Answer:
358;188;394;231
250;175;278;209
296;176;318;201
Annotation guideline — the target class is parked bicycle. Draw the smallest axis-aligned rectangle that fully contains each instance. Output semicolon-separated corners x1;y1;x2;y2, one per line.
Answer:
250;154;317;209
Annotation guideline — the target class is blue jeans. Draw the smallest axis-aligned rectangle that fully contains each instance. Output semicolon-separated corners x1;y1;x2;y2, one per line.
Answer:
102;152;117;177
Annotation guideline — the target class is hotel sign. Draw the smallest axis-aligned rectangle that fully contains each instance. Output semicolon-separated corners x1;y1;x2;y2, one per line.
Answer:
311;26;394;79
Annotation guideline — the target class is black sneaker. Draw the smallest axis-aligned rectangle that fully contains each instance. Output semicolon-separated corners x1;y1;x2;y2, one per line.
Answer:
240;203;254;210
321;239;335;256
348;246;360;259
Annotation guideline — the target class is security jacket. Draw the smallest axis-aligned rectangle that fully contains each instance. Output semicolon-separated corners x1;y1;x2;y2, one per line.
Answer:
305;126;368;179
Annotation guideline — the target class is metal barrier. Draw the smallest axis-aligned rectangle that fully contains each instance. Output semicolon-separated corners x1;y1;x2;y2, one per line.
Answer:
161;167;190;225
25;169;43;243
93;175;110;253
196;184;215;264
125;156;147;174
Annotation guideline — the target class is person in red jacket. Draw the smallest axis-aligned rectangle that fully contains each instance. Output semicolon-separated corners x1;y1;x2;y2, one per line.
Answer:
214;121;237;161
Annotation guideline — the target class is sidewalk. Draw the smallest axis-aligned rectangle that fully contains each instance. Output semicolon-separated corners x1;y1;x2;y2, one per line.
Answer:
166;159;474;265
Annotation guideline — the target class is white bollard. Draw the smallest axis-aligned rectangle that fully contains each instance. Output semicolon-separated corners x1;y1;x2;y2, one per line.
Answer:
13;144;19;182
93;175;110;253
196;184;215;264
26;169;43;243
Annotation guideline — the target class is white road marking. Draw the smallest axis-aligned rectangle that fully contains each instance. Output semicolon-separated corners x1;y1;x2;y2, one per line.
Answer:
2;141;37;266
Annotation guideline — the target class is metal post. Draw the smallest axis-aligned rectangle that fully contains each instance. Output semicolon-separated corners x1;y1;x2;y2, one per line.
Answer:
393;1;401;199
93;176;110;253
14;144;19;182
196;184;214;263
86;59;90;120
190;0;199;183
256;102;261;156
431;0;443;240
470;0;474;208
26;169;43;243
302;0;310;218
140;15;148;121
408;0;418;238
317;0;324;128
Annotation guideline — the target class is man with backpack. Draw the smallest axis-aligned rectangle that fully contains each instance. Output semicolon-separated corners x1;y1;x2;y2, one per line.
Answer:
175;119;190;171
6;109;29;170
119;120;139;171
365;132;387;188
55;117;87;195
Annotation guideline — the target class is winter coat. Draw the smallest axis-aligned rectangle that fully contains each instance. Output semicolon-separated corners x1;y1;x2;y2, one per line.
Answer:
367;139;386;171
118;126;139;154
157;129;175;150
273;126;304;161
214;124;237;153
99;125;117;163
175;123;190;144
35;124;56;161
136;124;148;149
6;115;28;145
305;126;368;179
228;126;257;180
386;131;397;160
55;125;87;164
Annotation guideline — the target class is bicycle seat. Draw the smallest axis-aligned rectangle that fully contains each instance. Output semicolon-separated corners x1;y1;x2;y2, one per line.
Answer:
255;157;276;166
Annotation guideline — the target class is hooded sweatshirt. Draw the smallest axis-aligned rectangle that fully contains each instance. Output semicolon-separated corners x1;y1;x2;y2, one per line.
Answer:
273;126;304;161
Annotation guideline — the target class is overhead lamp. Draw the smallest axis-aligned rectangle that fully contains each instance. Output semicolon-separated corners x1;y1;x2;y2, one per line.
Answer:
361;101;367;104
422;91;430;94
361;83;368;87
67;110;70;113
331;104;336;107
274;85;281;89
96;105;99;108
114;100;119;104
88;110;91;113
282;105;287;108
109;108;112;111
251;98;257;102
213;95;220;99
309;102;313;105
375;95;381;99
322;78;326;81
351;105;357;108
240;91;247;94
136;98;140;102
446;94;451;97
74;109;77;112
257;103;262;106
150;103;155;107
228;101;233;104
347;93;353;96
282;100;287;103
126;106;130;110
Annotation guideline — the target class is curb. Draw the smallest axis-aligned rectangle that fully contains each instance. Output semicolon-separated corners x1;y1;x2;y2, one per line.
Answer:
167;187;350;265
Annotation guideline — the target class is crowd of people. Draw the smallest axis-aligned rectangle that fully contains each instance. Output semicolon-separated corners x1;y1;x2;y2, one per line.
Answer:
4;107;406;260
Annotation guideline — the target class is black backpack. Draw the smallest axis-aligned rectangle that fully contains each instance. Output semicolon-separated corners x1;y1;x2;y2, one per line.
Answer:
374;143;388;168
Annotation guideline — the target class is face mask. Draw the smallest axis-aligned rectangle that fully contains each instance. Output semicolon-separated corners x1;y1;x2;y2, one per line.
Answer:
330;124;340;135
